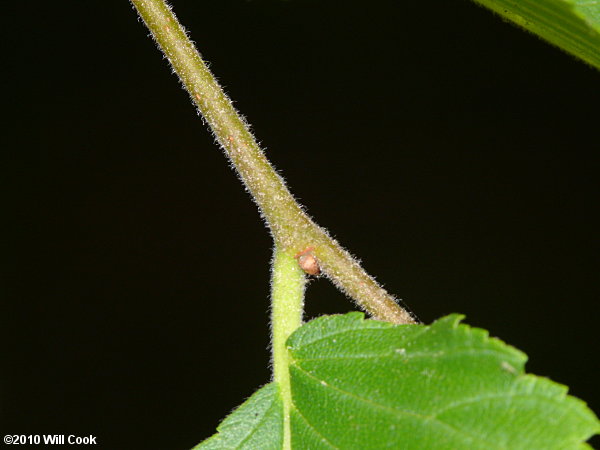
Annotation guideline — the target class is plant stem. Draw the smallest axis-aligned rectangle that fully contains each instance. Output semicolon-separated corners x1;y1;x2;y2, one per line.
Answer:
270;247;306;449
130;0;416;325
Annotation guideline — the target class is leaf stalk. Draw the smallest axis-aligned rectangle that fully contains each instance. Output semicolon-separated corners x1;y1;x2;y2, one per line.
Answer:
270;247;305;449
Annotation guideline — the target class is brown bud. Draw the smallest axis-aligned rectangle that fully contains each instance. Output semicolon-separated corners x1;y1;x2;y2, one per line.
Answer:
295;247;320;275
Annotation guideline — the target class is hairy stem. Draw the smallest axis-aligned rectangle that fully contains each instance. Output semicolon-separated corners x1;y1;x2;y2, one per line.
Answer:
130;0;415;325
270;247;305;449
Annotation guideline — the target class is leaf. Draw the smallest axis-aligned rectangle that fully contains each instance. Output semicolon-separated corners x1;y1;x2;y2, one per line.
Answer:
196;314;600;449
288;313;599;449
471;0;600;69
194;383;283;449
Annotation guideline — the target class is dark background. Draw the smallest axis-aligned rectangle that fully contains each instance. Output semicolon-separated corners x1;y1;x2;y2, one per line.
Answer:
3;0;599;448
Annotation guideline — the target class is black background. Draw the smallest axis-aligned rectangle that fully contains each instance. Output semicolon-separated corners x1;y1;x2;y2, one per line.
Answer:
3;1;599;449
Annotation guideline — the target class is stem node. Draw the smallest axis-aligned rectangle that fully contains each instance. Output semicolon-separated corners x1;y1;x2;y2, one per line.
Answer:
131;0;416;325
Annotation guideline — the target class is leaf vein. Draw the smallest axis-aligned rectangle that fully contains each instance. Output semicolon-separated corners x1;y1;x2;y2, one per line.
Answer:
291;406;340;449
295;346;518;363
295;367;501;448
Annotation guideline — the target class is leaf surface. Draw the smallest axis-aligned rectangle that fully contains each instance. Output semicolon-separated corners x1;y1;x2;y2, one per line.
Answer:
196;314;600;449
195;383;283;449
472;0;600;69
288;313;599;449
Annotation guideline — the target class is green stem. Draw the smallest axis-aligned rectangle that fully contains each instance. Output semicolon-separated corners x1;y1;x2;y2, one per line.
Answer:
270;247;306;449
130;0;415;325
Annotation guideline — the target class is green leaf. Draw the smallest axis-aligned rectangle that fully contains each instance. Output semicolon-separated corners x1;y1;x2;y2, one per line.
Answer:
196;314;600;449
194;383;283;449
288;313;599;449
471;0;600;69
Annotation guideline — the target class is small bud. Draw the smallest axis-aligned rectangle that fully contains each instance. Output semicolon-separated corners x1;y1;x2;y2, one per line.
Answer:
295;247;320;275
